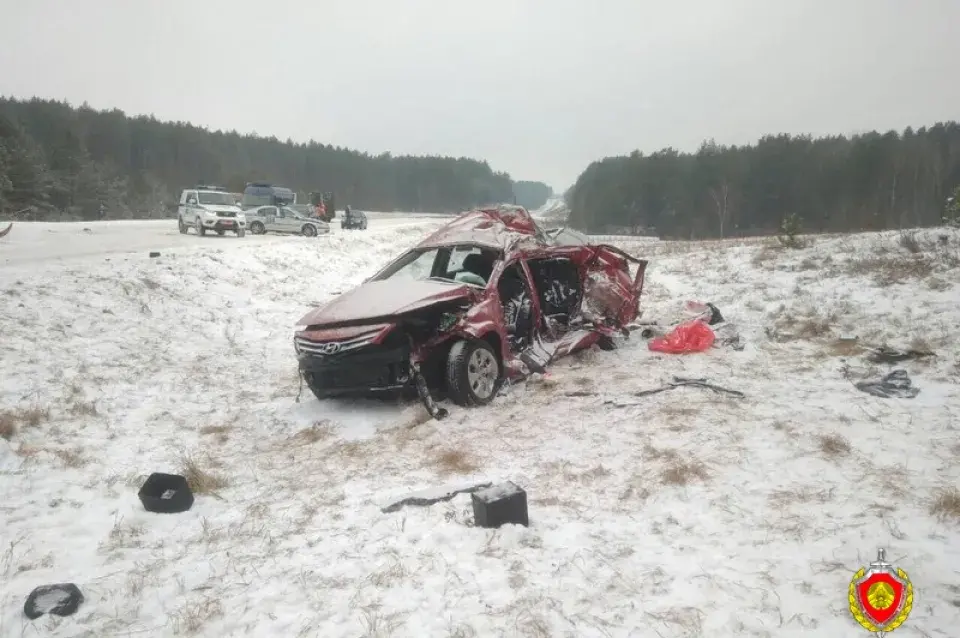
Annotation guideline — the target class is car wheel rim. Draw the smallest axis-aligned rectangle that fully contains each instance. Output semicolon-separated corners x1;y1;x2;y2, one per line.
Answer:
466;347;498;399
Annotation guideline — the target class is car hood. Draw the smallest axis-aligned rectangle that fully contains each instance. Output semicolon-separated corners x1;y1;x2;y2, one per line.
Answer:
203;205;244;214
298;279;475;326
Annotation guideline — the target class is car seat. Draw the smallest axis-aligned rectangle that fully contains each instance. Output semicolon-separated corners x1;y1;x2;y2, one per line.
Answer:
460;253;495;283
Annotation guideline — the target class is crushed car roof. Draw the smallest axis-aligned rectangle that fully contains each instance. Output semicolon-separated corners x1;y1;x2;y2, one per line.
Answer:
416;205;549;252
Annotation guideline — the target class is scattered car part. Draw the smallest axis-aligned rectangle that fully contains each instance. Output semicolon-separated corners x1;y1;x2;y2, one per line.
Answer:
867;346;935;364
24;584;84;620
854;369;919;399
381;481;493;513
472;481;529;528
603;376;746;407
138;472;195;513
411;357;448;420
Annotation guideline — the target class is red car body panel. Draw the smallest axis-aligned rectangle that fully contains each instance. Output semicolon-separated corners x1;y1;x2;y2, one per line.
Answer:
294;205;648;404
298;279;476;327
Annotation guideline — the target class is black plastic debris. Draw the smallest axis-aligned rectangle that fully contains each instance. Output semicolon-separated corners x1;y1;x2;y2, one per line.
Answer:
472;481;529;528
24;583;84;620
705;302;724;325
382;482;492;514
138;473;194;513
855;369;920;399
867;346;935;365
149;251;160;258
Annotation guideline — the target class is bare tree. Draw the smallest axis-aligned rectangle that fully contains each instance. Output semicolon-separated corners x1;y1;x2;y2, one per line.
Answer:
709;179;731;238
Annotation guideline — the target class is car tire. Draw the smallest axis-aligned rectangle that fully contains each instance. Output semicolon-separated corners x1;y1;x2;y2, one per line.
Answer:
302;224;317;237
195;219;206;236
216;229;225;236
237;228;246;238
178;217;188;234
445;338;503;407
250;221;265;235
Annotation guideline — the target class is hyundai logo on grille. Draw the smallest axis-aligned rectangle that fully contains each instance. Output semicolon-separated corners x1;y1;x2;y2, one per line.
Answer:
318;342;341;355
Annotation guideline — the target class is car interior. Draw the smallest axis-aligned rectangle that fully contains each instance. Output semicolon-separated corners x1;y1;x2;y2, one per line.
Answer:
449;248;499;286
526;257;583;331
496;262;534;352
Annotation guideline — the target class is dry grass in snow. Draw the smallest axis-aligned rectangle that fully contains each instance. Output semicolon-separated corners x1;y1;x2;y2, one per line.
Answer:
1;221;959;637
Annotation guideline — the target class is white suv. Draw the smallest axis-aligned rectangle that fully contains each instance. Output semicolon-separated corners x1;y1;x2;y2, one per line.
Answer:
178;186;246;237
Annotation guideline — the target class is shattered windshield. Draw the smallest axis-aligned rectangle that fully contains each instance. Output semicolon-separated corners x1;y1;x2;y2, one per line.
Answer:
376;248;440;282
197;191;235;206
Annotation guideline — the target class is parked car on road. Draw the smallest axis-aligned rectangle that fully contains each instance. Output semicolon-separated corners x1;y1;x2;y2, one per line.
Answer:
247;205;330;237
341;208;368;230
293;204;648;419
178;186;246;237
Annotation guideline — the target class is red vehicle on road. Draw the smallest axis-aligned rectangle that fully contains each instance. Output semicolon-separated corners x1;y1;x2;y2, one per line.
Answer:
293;205;648;418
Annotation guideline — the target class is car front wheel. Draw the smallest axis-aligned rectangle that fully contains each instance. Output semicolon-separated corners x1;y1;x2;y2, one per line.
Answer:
178;217;188;234
445;338;502;406
302;224;317;237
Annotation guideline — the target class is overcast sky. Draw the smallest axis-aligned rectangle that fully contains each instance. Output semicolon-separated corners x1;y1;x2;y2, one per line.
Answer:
1;0;957;191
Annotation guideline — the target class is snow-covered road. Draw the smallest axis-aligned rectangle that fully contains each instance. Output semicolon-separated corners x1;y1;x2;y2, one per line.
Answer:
0;212;447;267
1;221;959;637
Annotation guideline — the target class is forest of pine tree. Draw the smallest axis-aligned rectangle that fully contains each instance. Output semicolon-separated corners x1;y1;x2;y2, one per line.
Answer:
4;95;957;237
0;97;552;220
564;124;960;238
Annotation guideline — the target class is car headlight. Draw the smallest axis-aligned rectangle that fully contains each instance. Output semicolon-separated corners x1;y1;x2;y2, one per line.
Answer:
294;324;308;333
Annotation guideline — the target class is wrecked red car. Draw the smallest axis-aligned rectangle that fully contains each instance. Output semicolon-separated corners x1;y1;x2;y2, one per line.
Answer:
293;205;648;419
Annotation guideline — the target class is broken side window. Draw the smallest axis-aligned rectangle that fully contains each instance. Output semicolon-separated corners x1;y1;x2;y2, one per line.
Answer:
447;246;499;285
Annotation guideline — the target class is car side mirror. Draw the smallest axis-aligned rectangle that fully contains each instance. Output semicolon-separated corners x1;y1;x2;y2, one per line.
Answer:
187;199;197;206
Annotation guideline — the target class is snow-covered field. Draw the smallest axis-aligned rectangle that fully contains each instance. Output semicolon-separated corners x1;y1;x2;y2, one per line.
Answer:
2;220;959;637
